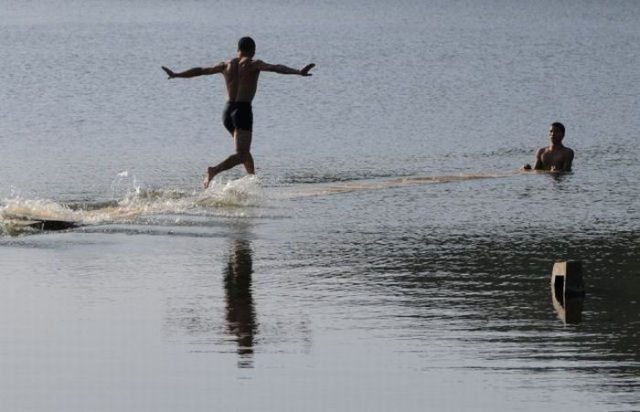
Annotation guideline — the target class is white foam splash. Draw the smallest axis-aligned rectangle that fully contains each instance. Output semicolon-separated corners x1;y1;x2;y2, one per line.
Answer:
198;175;262;208
1;198;79;221
0;175;264;233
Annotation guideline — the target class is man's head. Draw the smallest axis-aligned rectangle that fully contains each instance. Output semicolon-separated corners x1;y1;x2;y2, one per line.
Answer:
549;122;565;145
238;37;256;57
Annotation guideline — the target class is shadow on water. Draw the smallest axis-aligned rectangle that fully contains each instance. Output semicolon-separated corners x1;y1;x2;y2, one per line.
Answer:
223;237;257;368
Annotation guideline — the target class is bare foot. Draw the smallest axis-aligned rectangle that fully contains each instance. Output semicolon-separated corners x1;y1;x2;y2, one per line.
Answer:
203;167;217;189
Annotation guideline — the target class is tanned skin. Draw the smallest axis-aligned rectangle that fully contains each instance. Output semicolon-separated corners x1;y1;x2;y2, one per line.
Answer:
162;41;314;188
523;124;574;172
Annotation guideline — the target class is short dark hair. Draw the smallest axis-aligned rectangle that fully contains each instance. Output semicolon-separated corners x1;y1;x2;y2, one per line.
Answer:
552;122;565;137
238;37;256;54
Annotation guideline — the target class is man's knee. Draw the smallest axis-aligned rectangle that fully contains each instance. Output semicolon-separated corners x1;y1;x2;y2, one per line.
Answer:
235;151;251;162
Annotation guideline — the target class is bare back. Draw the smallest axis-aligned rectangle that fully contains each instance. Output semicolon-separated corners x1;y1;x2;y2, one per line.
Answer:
222;57;260;102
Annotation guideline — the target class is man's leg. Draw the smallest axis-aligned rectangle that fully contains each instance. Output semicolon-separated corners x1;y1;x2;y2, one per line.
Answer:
236;129;255;174
204;129;254;188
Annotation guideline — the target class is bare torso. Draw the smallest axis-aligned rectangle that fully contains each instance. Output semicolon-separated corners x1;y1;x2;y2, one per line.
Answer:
223;57;260;102
535;146;574;171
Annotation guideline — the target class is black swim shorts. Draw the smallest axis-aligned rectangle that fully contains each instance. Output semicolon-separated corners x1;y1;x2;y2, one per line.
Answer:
222;101;253;134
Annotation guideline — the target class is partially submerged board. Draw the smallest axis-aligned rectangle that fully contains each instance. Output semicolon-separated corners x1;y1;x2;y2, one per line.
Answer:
1;215;79;231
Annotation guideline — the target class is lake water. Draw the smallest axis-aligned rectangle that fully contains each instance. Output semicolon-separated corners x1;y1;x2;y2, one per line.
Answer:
1;0;639;410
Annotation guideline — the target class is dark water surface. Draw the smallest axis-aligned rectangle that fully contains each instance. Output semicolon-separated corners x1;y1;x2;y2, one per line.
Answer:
1;0;639;410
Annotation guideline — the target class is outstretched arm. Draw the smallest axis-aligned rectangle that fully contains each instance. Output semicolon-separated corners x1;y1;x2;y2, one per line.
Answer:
162;62;226;79
255;61;315;76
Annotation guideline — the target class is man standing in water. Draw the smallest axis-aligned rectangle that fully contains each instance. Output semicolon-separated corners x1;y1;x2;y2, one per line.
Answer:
523;122;574;171
162;37;315;188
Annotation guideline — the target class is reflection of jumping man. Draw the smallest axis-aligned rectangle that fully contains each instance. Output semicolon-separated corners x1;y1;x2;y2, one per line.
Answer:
162;36;315;188
223;239;256;368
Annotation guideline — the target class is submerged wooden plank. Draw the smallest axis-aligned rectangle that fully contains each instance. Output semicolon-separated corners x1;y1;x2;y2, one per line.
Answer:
3;217;78;231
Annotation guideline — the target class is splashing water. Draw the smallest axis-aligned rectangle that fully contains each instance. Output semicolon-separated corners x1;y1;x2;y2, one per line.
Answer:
198;175;262;208
0;175;264;235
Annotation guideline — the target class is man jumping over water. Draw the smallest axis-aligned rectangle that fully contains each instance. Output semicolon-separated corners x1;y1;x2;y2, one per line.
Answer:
162;37;315;188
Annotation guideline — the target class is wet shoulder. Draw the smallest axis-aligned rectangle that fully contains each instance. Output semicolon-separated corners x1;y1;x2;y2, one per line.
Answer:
563;146;575;159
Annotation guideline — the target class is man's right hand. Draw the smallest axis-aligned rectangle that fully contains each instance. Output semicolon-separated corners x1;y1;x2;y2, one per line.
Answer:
162;66;176;79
